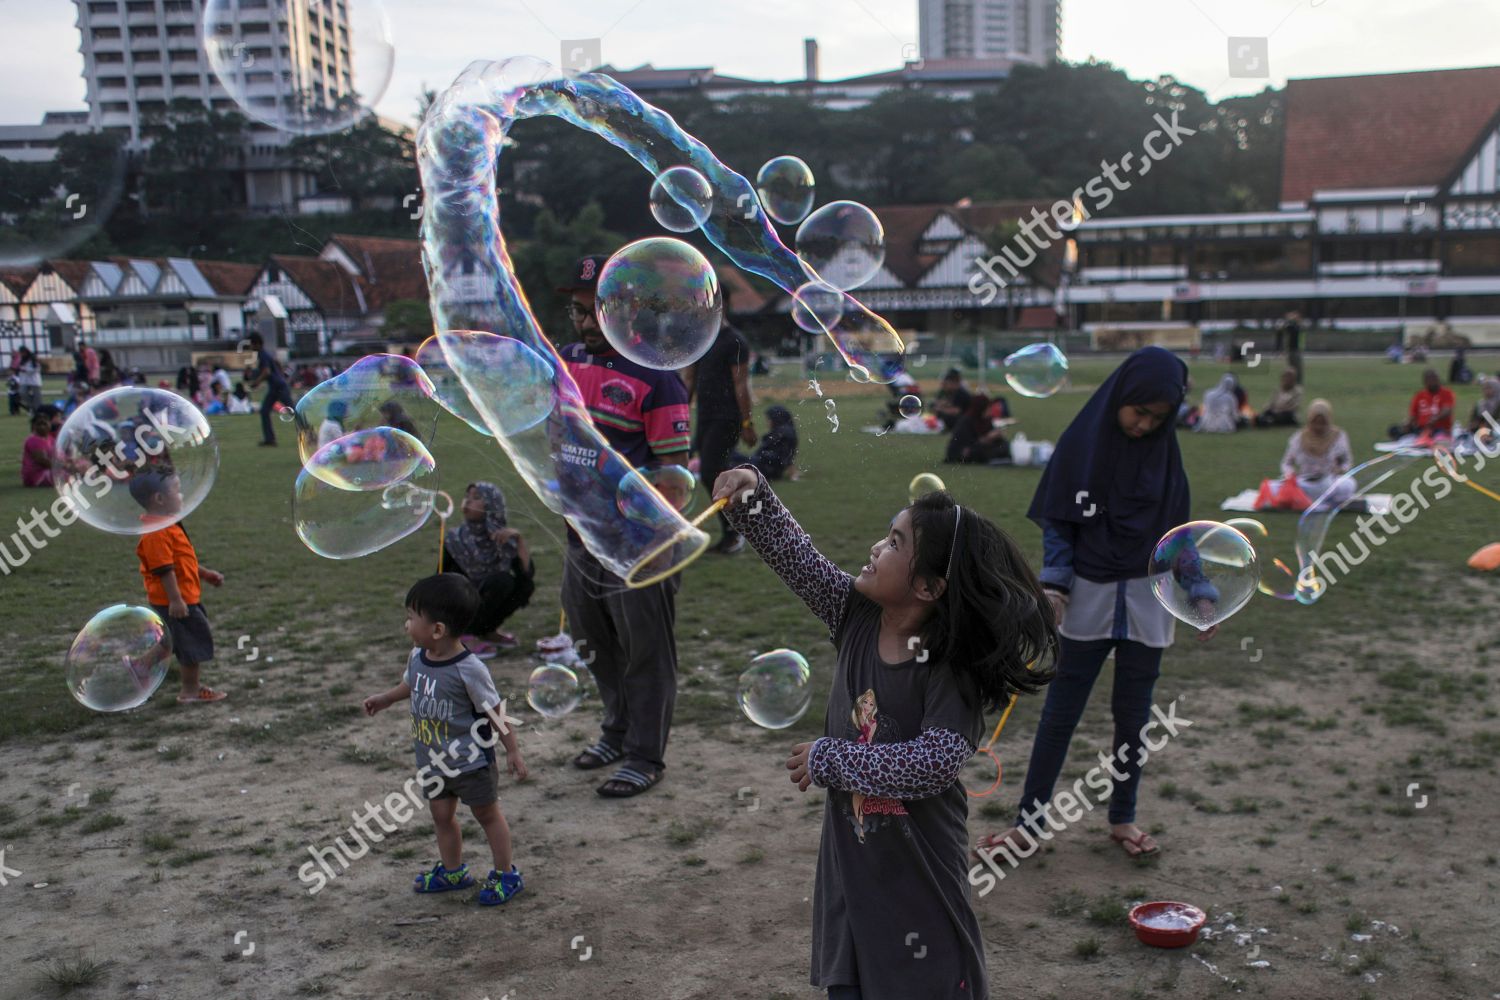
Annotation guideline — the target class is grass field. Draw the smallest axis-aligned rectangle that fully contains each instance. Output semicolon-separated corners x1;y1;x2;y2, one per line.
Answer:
1;353;1498;998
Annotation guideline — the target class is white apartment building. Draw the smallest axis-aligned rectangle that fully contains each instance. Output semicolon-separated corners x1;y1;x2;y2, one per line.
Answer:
71;0;359;208
917;0;1061;66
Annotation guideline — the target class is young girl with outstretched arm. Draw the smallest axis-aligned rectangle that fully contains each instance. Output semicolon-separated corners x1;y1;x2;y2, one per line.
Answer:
713;465;1057;1000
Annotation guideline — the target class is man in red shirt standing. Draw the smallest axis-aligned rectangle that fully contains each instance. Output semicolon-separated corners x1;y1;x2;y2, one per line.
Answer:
1390;368;1456;440
556;254;691;798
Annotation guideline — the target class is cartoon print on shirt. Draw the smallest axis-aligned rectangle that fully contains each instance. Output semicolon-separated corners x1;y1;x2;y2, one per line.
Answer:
844;687;907;842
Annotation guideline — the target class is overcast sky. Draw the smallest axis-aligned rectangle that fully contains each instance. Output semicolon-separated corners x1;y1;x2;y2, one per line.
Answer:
2;0;1496;127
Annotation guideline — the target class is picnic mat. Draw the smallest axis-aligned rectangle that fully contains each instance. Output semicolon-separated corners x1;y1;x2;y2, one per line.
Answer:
1220;489;1393;515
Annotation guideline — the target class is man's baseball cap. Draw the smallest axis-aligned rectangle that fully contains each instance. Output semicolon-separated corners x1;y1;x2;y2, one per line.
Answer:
557;254;612;294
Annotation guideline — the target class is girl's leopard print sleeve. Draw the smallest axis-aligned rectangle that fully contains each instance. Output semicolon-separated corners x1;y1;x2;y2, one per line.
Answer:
806;728;973;800
722;465;851;640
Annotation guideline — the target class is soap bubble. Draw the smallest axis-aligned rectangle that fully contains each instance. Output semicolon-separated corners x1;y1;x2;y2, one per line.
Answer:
202;0;396;136
294;354;439;475
1003;343;1069;399
755;155;816;225
1290;452;1423;604
595;238;723;370
1148;521;1259;629
304;427;436;491
0;137;128;268
649;166;714;233
791;280;845;335
52;387;218;535
416;331;555;438
1222;518;1297;600
737;649;812;729
293;463;443;559
795;201;885;290
618;465;698;523
898;395;923;419
65;605;172;712
908;472;946;501
528;663;581;720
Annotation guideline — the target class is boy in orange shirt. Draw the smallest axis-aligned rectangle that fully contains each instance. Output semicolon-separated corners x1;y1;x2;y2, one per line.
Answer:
131;469;228;704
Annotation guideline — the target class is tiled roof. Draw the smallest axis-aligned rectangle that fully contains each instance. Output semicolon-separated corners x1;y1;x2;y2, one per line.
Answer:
0;268;37;297
269;255;371;316
325;234;429;308
193;260;260;296
1281;66;1500;204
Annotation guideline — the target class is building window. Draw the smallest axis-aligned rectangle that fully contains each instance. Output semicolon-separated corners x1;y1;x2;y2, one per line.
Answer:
129;26;159;38
88;1;118;13
133;51;163;62
125;0;154;11
92;27;122;39
95;52;125;63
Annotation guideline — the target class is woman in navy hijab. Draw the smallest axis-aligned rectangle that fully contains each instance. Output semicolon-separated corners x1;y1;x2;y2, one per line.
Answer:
975;347;1217;862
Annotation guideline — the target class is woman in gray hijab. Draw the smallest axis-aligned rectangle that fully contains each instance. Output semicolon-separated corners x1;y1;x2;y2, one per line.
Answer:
442;481;536;657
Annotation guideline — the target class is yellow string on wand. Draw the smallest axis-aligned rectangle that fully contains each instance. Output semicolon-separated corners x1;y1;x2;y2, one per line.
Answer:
436;513;447;573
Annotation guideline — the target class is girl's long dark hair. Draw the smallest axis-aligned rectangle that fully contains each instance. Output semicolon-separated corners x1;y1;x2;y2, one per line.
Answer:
907;490;1058;712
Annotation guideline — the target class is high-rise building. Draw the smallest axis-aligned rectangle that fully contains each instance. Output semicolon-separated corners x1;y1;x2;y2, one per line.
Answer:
917;0;1061;66
71;0;359;208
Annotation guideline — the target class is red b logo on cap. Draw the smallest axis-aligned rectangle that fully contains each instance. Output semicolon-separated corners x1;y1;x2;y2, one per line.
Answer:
580;259;597;280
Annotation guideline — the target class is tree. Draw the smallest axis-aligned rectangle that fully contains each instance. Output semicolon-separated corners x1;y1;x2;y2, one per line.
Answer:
381;297;433;343
285;112;418;212
140;99;248;217
512;201;623;345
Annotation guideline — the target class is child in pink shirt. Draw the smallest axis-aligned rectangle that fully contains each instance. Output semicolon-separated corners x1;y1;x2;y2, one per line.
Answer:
21;413;54;487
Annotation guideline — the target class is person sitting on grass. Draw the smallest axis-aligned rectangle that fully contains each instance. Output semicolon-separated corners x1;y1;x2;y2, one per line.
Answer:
1273;399;1353;507
1254;368;1303;428
1195;374;1243;433
931;368;973;432
1468;376;1500;437
362;573;529;906
130;468;227;704
442;482;536;658
945;394;1011;465
712;465;1057;1000
21;412;54;487
317;399;348;449
1389;368;1455;440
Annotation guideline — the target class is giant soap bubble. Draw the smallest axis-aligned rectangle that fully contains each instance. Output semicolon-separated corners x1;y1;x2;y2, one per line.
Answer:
293;465;448;559
416;58;910;586
203;0;396;136
738;649;813;729
795;201;885;291
294;354;440;476
755;155;816;225
1148;521;1259;629
52;387;218;535
304;426;436;491
416;331;556;437
595;238;723;370
65;605;172;712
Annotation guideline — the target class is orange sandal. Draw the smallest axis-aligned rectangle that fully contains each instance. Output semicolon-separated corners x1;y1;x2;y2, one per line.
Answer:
177;687;228;704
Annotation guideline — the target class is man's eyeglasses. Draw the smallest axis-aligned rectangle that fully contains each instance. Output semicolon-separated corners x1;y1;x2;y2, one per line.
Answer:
568;303;594;320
